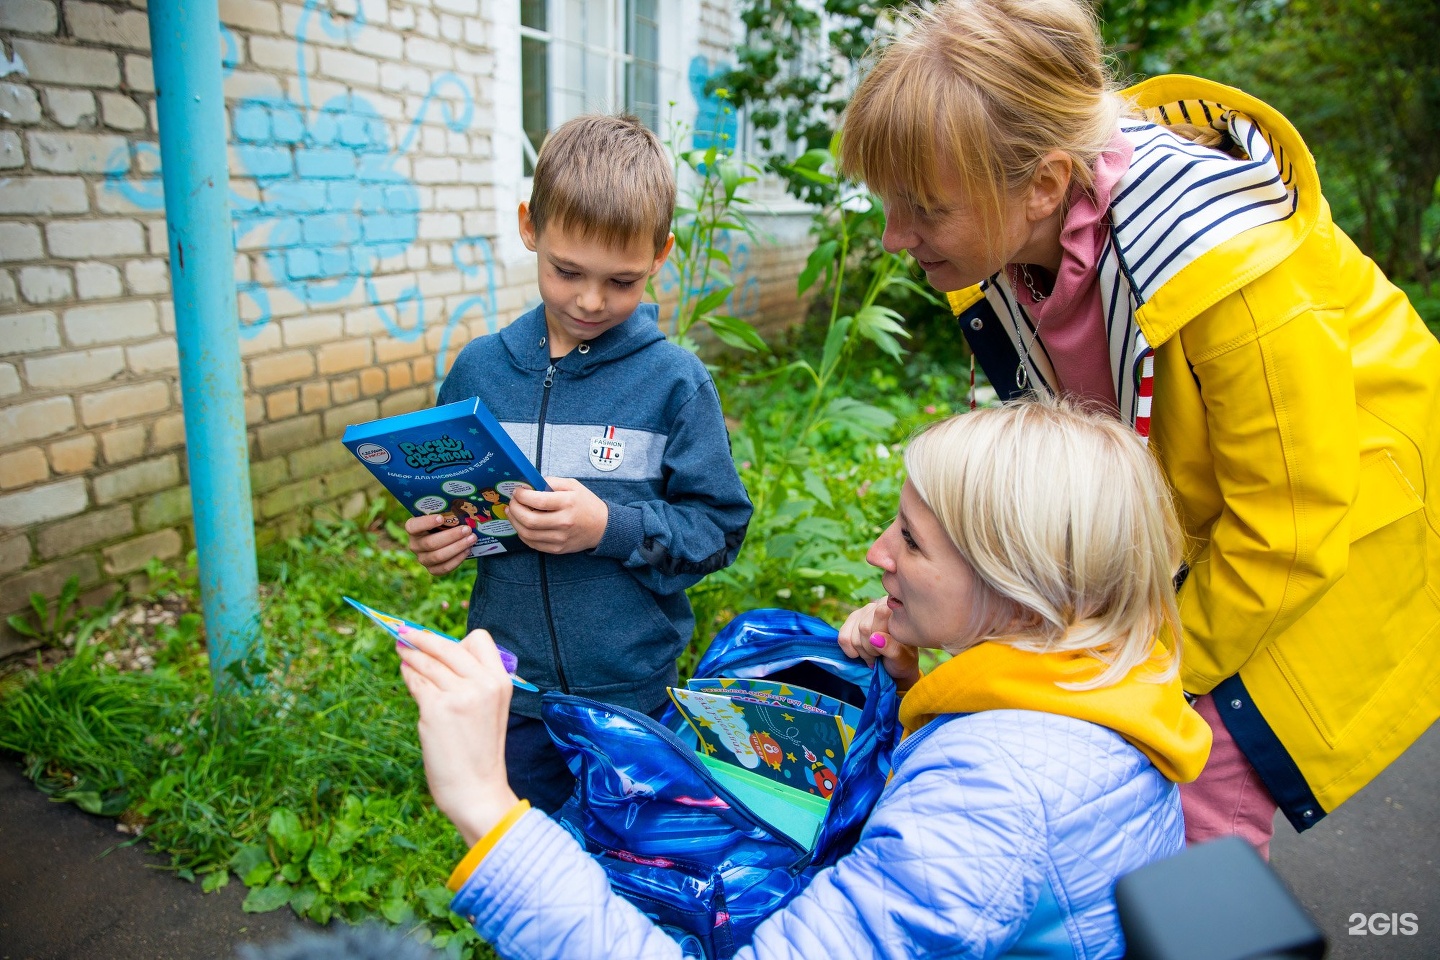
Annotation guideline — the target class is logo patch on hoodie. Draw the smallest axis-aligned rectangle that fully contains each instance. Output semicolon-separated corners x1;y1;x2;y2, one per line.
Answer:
589;426;624;472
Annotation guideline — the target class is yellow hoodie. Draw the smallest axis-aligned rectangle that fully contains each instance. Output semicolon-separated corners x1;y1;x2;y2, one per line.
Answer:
899;641;1212;783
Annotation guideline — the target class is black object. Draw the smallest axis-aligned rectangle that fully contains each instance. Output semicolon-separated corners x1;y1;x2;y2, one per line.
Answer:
1116;837;1327;960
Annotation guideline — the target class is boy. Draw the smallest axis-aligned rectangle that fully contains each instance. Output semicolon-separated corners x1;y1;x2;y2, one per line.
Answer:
403;114;752;813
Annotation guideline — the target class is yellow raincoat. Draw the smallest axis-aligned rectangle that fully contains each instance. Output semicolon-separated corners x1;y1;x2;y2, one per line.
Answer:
949;76;1440;827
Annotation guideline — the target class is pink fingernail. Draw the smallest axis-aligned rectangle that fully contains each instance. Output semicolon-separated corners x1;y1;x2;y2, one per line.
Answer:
869;632;886;649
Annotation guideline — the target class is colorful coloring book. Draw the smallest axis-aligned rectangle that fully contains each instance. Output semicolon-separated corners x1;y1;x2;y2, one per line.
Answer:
686;677;862;744
343;597;538;692
668;685;848;801
342;397;548;558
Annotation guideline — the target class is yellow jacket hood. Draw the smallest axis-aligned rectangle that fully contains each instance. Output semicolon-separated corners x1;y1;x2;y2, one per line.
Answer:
1121;76;1324;348
947;75;1323;422
899;641;1212;783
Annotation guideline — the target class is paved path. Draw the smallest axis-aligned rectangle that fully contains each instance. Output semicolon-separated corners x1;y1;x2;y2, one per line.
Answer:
1270;724;1440;959
2;725;1437;959
0;759;303;959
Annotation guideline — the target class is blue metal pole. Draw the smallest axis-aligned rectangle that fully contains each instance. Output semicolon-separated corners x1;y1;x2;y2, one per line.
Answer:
149;0;260;686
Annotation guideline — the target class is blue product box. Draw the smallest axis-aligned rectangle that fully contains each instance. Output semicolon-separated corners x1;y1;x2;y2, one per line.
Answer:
341;397;549;558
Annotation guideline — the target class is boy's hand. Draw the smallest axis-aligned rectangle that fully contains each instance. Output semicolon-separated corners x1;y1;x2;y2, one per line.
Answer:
506;478;608;554
405;514;476;576
838;598;922;692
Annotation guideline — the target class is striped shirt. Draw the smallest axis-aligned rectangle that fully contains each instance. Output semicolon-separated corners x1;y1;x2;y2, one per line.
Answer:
964;103;1298;436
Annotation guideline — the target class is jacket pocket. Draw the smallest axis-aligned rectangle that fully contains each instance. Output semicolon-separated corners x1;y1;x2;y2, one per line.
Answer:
548;570;681;693
1268;449;1433;747
466;577;489;626
1346;450;1423;542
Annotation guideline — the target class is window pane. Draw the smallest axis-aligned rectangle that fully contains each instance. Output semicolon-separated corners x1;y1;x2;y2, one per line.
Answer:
520;0;546;31
521;35;548;175
627;62;658;130
630;0;657;35
563;0;594;49
626;0;660;130
586;47;610;108
557;87;586;122
545;34;583;118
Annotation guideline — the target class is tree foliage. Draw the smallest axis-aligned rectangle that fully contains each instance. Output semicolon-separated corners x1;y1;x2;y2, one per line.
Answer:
1101;0;1217;77
714;1;904;203
717;0;1437;288
1170;0;1440;283
714;0;1217;202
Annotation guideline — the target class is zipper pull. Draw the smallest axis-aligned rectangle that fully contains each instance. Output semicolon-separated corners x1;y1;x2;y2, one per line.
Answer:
543;364;555;389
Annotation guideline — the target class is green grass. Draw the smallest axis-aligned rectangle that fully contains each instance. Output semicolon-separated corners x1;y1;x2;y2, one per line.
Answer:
0;352;965;955
6;261;1429;950
0;515;492;955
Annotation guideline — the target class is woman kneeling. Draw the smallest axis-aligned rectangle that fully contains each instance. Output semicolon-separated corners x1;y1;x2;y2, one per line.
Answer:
398;399;1212;959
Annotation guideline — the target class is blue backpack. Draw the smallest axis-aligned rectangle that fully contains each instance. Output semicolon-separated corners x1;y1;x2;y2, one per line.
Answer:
541;609;902;959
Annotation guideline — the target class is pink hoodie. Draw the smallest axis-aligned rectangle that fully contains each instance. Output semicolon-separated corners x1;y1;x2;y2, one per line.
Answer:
1010;132;1134;413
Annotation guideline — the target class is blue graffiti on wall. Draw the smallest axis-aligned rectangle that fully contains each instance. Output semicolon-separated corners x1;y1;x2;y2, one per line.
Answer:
656;229;760;338
652;58;760;337
688;56;738;152
104;0;497;382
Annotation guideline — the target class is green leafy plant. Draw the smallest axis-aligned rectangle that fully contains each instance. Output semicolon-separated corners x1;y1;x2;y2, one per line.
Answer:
227;798;465;939
715;0;908;204
6;575;113;648
0;518;491;957
779;141;943;434
1170;0;1438;285
682;142;953;654
652;95;770;354
738;139;940;470
1397;278;1440;339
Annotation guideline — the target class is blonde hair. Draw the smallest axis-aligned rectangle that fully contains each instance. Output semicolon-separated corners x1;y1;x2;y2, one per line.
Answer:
904;399;1184;688
529;114;675;254
838;0;1126;244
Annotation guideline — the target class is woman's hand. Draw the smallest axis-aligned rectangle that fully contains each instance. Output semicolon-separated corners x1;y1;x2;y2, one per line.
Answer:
397;625;520;846
404;514;476;576
838;598;921;692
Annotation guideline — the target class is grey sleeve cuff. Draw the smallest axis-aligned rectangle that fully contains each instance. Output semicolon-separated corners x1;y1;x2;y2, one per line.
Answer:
594;501;644;561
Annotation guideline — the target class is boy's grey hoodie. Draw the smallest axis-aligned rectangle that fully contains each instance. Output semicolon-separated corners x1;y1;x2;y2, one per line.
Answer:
437;302;752;717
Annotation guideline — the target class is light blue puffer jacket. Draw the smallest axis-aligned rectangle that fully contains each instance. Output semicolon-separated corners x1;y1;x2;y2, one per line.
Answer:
452;707;1185;959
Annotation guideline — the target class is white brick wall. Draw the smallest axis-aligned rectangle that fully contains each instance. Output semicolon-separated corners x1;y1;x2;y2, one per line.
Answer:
63;300;159;345
0;177;91;216
48;219;147;258
0;223;45;261
64;2;152;50
1;311;62;352
0;0;813;656
10;39;122;87
0;0;61;36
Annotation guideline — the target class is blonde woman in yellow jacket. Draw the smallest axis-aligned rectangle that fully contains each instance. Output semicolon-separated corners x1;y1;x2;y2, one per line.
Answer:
839;0;1439;854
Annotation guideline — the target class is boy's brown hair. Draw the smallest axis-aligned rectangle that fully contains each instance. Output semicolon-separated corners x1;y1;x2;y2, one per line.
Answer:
528;114;675;254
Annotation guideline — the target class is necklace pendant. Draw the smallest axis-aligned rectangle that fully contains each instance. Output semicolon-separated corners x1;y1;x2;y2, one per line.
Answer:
1016;364;1028;390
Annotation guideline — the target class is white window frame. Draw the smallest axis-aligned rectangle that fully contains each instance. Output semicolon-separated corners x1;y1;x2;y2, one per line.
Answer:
518;1;682;170
495;1;692;266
